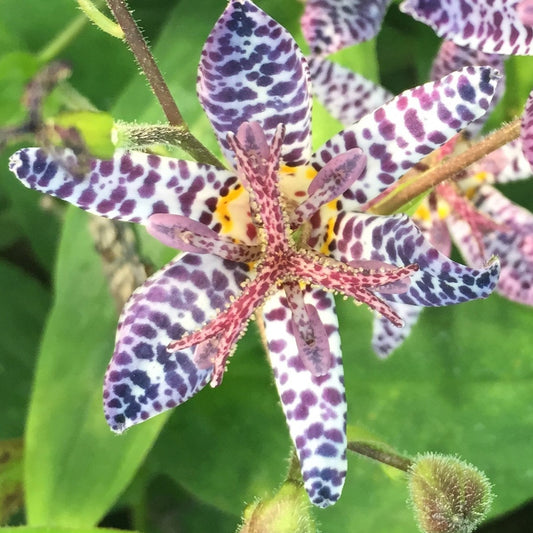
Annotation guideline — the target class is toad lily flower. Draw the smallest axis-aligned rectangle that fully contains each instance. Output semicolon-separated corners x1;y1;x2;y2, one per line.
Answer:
308;45;532;356
8;0;501;507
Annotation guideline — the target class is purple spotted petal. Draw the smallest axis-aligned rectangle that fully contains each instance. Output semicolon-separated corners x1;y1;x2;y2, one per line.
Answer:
451;184;533;304
8;148;242;228
291;148;366;227
431;41;505;137
301;0;392;55
400;0;533;55
311;66;500;210
263;289;347;508
521;89;533;168
326;212;500;307
198;0;312;166
103;253;250;432
308;56;393;126
372;302;422;358
146;214;260;262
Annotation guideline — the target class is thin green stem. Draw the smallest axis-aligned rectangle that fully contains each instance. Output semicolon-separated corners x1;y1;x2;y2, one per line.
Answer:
286;449;304;485
77;0;124;39
105;0;222;167
37;15;88;64
348;441;413;472
370;118;522;215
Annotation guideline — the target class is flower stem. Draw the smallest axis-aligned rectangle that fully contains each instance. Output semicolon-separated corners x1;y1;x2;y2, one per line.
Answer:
369;118;522;215
347;441;413;472
77;0;124;39
104;0;222;167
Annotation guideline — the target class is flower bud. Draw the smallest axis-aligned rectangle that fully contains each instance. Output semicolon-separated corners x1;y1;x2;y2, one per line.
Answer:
237;481;316;533
408;453;493;533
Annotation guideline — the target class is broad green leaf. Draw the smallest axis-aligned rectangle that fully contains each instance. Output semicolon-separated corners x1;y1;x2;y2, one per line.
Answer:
24;207;168;528
0;52;39;125
0;150;61;272
0;438;23;524
138;475;238;533
145;323;291;515
315;294;533;531
0;260;49;439
0;526;139;533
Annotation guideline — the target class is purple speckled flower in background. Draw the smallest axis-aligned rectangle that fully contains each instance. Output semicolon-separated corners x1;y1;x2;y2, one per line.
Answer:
8;0;502;507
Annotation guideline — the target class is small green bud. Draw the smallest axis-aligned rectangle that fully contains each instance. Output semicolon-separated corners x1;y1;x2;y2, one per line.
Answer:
237;481;316;533
408;453;493;533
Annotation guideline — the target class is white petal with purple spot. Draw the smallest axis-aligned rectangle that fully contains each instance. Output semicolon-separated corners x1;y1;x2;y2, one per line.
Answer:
311;67;500;210
263;289;347;508
308;56;393;126
198;0;312;166
8;148;240;228
104;253;250;431
401;0;533;55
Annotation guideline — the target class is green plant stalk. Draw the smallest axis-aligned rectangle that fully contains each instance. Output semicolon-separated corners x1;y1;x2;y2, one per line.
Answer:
348;441;413;472
370;117;522;215
105;0;223;167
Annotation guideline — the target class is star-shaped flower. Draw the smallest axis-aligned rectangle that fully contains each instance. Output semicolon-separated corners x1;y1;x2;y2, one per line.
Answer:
8;0;501;507
307;41;533;357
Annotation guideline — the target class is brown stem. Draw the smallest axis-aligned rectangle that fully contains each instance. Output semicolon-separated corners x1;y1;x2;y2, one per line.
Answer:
105;0;222;167
348;441;413;472
370;118;522;215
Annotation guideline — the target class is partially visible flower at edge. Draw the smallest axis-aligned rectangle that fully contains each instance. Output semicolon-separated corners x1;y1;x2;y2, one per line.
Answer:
307;40;533;357
8;0;501;507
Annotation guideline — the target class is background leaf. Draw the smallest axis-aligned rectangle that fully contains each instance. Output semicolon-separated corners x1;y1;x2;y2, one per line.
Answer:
23;207;168;528
0;261;49;438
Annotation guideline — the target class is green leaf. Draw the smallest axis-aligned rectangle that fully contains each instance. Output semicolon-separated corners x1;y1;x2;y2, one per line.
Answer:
24;207;168;528
0;52;39;125
313;295;533;531
0;150;61;273
0;438;23;524
0;261;50;439
0;526;139;533
145;323;291;515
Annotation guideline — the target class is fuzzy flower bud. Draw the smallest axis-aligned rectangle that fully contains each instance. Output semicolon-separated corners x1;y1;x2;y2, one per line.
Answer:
408;453;493;533
237;481;316;533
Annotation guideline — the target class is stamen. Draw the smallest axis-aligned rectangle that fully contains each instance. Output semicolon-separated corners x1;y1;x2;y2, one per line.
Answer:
284;282;332;376
291;148;366;228
147;213;261;262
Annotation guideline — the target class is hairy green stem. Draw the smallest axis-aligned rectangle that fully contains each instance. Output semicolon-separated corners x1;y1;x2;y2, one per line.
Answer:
77;0;124;38
348;441;413;472
105;0;222;167
370;118;522;215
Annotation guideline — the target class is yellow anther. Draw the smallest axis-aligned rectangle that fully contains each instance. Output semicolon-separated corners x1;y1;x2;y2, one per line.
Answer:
437;200;451;220
414;203;431;222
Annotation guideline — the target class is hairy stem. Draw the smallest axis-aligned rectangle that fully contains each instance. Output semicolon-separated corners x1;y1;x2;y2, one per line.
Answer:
348;441;413;472
370;118;522;215
78;0;124;38
105;0;222;167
